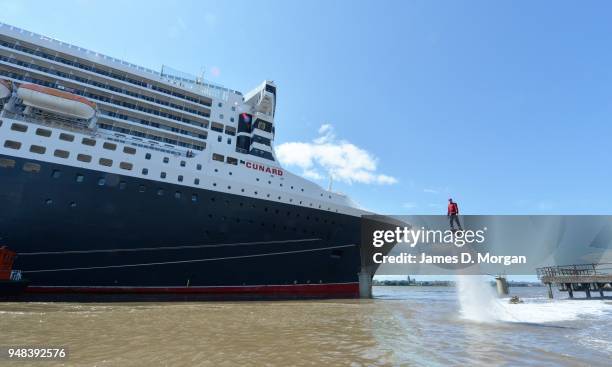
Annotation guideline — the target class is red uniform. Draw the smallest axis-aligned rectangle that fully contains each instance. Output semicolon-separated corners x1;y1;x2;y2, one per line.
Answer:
448;202;459;216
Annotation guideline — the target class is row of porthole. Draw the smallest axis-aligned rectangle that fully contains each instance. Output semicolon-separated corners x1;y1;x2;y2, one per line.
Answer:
2;122;338;211
2;158;344;226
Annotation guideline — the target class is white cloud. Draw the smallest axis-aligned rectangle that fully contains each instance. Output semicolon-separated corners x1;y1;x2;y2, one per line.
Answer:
276;124;397;185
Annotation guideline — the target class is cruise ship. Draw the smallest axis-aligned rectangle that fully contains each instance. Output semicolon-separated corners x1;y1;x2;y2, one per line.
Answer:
0;23;381;299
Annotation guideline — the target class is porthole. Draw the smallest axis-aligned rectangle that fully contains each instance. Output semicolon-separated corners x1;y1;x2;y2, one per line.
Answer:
191;194;198;202
76;174;84;183
196;164;202;170
97;178;105;186
119;162;133;170
213;183;217;186
99;158;113;167
103;142;117;151
142;168;148;175
163;157;169;163
54;149;69;158
227;186;231;190
161;172;166;179
157;189;164;196
0;158;15;168
30;145;46;154
194;178;200;185
22;162;41;173
35;128;52;137
174;191;182;199
82;138;96;146
77;154;92;163
145;153;151;160
3;140;21;150
59;133;74;142
44;199;53;205
178;175;184;182
119;181;127;190
51;169;61;178
10;123;27;132
180;160;186;167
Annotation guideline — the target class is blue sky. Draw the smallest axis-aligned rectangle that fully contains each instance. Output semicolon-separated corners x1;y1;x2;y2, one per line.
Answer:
2;0;611;216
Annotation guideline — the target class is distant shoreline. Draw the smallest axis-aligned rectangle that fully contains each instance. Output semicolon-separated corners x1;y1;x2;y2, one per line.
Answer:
373;280;544;287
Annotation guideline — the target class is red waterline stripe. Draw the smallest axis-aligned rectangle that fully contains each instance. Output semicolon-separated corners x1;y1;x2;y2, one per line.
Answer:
24;283;360;296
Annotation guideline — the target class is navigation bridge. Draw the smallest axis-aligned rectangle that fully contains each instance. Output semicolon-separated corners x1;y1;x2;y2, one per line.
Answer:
537;263;612;299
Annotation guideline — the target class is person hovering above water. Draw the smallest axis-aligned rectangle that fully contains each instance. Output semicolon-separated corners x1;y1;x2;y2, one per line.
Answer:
447;198;462;231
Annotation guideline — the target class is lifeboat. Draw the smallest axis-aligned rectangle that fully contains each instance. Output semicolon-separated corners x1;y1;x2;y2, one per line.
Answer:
0;79;11;99
17;84;96;120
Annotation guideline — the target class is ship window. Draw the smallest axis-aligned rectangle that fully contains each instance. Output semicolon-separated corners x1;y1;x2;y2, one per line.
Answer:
29;145;46;154
174;191;181;199
139;185;146;192
82;138;96;146
119;181;127;190
225;126;236;136
76;174;84;182
218;102;223;107
211;122;224;132
142;168;148;175
98;178;105;186
119;162;133;170
99;158;113;167
163;157;169;163
52;169;61;178
157;189;164;196
22;162;40;173
180;160;186;167
103;142;117;151
191;194;198;202
4;140;21;150
36;128;52;137
161;172;166;179
230;117;235;122
77;154;92;163
59;133;75;142
196;164;202;170
145;153;151;160
10;123;27;132
212;153;224;162
194;178;200;185
226;157;238;165
124;146;136;155
0;158;16;168
217;136;222;142
178;175;184;182
227;138;231;144
54;149;69;158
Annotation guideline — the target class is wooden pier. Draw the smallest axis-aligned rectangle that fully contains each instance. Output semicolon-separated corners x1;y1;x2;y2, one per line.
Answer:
536;263;612;299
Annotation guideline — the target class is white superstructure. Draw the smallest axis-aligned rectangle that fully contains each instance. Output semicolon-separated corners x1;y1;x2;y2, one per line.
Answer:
0;22;365;217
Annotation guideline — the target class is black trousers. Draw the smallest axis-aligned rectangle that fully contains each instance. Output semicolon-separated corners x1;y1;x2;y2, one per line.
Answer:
449;214;462;230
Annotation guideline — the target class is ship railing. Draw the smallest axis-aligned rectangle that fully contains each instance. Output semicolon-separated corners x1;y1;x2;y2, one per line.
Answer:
536;263;612;279
1;110;94;133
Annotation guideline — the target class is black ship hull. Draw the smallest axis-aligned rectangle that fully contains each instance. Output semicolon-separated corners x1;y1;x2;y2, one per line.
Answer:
0;154;364;300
